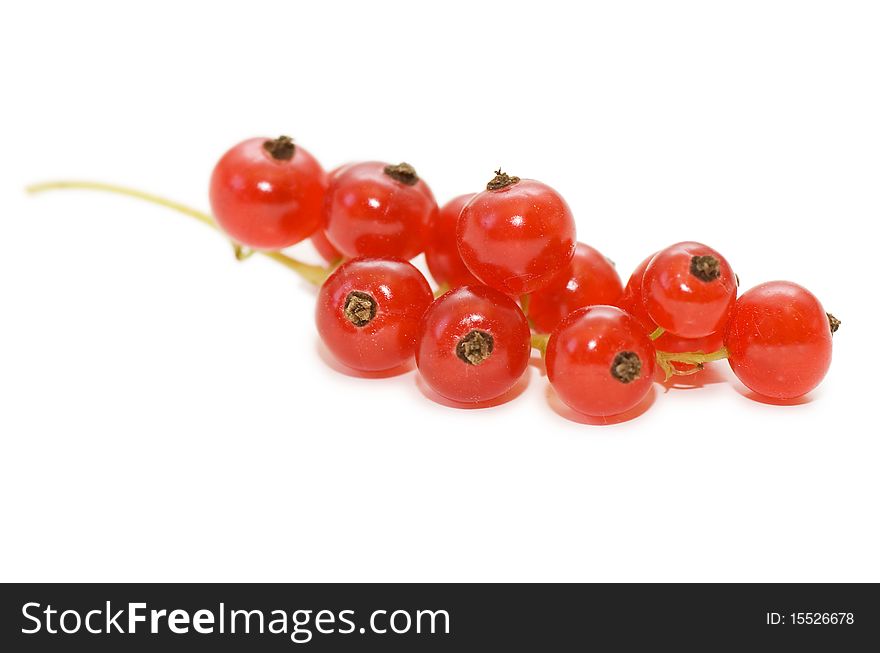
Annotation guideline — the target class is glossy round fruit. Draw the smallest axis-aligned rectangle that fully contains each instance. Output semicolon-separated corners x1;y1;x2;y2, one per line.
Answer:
323;161;438;260
621;252;724;359
309;164;350;263
416;285;531;403
457;171;576;295
546;305;656;416
424;193;480;288
528;242;623;333
310;227;342;264
725;281;834;399
316;258;433;372
209;136;327;250
619;253;656;321
641;242;737;338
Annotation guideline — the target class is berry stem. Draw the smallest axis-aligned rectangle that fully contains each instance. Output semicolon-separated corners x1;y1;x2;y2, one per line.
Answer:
433;282;451;298
261;250;334;285
233;244;257;261
26;180;332;286
519;294;531;317
655;346;729;381
531;332;549;356
28;179;217;226
649;326;665;340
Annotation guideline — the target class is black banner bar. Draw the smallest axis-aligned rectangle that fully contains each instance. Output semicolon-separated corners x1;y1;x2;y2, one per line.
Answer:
1;583;876;650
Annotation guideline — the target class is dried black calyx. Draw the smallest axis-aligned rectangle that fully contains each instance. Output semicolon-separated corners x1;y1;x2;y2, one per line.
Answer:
263;135;296;160
456;330;494;365
383;162;419;186
690;255;721;282
611;351;642;384
343;291;377;327
486;168;520;191
827;313;841;335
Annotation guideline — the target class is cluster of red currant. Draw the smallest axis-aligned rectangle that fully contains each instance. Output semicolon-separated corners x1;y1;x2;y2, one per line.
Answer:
31;135;839;420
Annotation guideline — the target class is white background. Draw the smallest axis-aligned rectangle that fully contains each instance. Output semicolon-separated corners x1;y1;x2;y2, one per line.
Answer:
1;1;878;582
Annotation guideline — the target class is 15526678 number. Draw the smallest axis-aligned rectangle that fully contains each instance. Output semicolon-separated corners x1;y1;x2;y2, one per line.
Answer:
791;613;854;625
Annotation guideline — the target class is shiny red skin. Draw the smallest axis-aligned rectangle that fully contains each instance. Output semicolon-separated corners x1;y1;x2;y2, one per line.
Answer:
619;253;655;320
457;179;576;295
327;162;354;180
323;161;438;260
642;242;737;338
546;306;656;417
528;242;623;334
316;258;433;372
725;281;832;399
209;137;327;250
310;227;342;263
309;165;349;263
416;285;531;403
621;253;724;356
425;193;480;288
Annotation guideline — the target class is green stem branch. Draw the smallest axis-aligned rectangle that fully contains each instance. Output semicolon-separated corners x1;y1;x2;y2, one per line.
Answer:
531;333;549;356
26;180;332;286
655;346;729;381
433;282;451;298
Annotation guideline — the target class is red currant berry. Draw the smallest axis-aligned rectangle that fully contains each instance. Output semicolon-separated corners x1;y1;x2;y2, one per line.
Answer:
641;242;736;338
310;227;342;264
457;171;576;295
416;285;531;403
546;305;656;417
424;193;480;288
621;253;724;360
323;161;438;260
528;242;623;334
619;253;655;320
725;281;835;400
209;136;327;250
308;164;351;263
316;258;433;372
